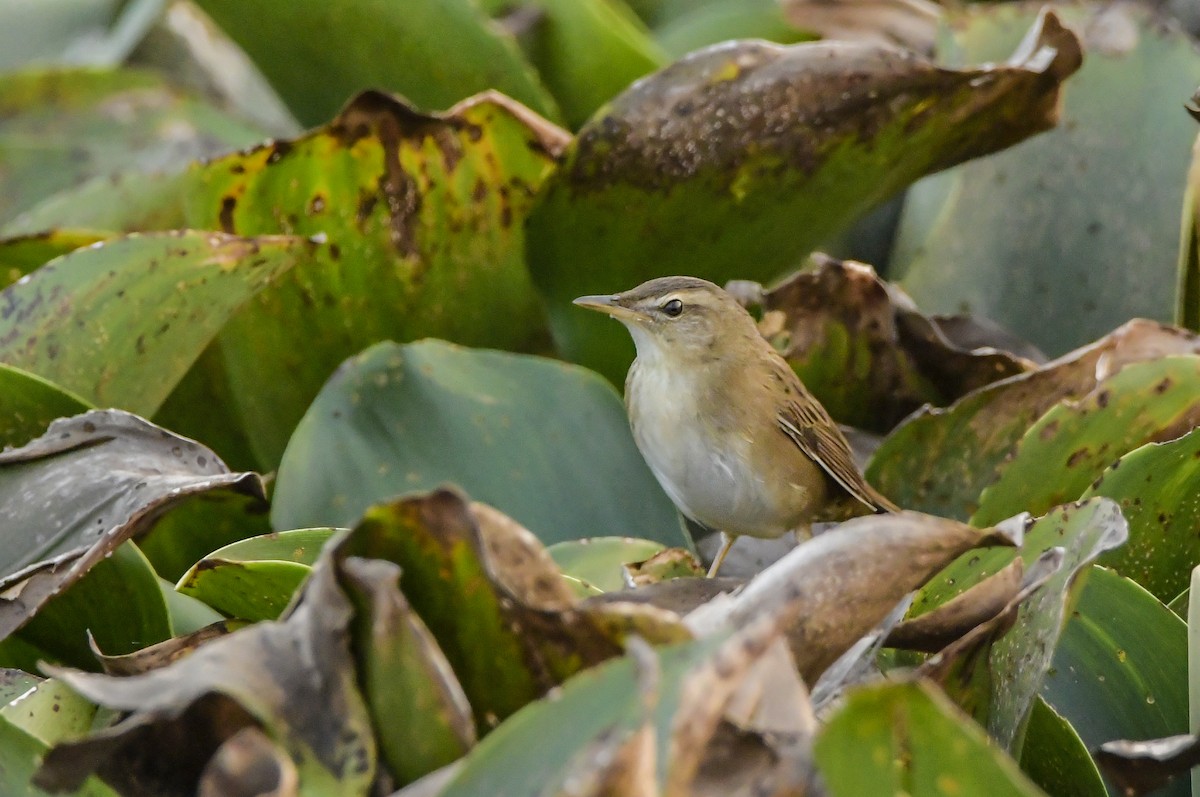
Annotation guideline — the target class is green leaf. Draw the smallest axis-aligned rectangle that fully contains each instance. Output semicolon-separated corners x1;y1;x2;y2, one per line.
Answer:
134;487;273;582
0;67;263;225
1081;427;1200;602
178;90;567;468
1045;567;1188;797
193;0;559;125
175;529;338;622
514;0;666;128
919;500;1127;747
890;3;1200;357
867;321;1200;520
17;541;171;669
972;356;1200;527
814;680;1047;797
157;578;224;636
0;365;91;450
1190;566;1200;797
0;230;315;418
0;229;109;286
2;169;190;236
547;537;667;597
338;556;475;787
526;11;1081;381
1018;697;1108;797
0;711;117;797
273;340;685;548
1;677;97;746
0;0;163;71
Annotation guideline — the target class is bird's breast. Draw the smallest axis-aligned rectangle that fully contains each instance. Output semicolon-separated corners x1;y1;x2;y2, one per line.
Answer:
626;360;809;538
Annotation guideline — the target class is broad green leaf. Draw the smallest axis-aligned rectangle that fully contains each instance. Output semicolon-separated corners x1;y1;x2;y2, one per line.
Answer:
0;365;90;450
1190;566;1200;797
1044;567;1189;797
972;356;1200;527
867;321;1200;520
814;680;1047;797
0;669;41;705
1180;133;1200;331
2;677;97;746
547;538;667;597
179;90;567;468
0;711;117;797
0;67;263;225
512;0;666;128
273;341;685;548
16;542;171;670
175;528;338;622
157;578;224;636
134;487;272;582
0;410;265;652
891;3;1200;357
527;10;1081;381
193;0;559;126
1081;427;1200;602
912;500;1127;747
2;168;189;236
0;231;315;417
1018;697;1107;797
177;560;311;623
0;229;109;285
338;556;475;787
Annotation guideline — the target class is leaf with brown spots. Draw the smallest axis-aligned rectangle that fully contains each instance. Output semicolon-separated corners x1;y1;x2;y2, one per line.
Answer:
751;255;1035;431
178;90;568;468
972;356;1200;526
528;8;1081;381
868;320;1200;520
0;230;317;418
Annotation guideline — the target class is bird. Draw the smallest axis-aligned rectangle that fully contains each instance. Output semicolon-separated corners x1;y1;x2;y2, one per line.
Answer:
574;276;898;577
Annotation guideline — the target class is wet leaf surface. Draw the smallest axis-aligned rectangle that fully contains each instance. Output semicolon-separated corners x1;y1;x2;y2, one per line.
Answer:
0;67;263;225
868;320;1200;519
814;680;1047;797
0;230;315;418
35;548;377;796
1043;568;1188;797
892;3;1200;357
753;255;1034;431
194;0;559;126
972;356;1200;527
685;511;1018;683
527;9;1082;380
273;340;684;548
182;90;568;467
1081;426;1200;602
0;410;265;648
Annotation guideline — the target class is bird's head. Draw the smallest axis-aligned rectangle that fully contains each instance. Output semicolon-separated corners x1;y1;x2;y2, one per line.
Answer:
573;276;759;366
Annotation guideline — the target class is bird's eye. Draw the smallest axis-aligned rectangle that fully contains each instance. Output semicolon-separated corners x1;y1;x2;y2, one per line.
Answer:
662;299;683;317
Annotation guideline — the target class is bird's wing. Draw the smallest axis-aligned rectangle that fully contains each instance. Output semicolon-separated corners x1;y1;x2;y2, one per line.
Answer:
775;371;899;513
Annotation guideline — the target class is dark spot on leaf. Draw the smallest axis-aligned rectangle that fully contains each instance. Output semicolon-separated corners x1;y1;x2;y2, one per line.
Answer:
308;194;326;215
1039;420;1059;440
1096;390;1110;408
1155;377;1173;394
218;196;237;234
1066;447;1089;467
266;140;293;164
328;243;340;261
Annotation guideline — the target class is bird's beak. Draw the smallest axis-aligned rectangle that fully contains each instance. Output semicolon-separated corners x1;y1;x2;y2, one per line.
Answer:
572;294;643;321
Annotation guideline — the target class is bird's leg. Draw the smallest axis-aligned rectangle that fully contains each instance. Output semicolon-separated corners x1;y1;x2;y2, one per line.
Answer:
707;532;737;578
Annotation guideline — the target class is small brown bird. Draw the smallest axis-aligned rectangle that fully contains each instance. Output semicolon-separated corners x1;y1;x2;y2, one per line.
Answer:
574;276;898;576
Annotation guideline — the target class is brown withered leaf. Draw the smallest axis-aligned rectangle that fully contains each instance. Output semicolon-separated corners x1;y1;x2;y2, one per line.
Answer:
755;255;1035;432
92;622;236;676
624;548;705;587
885;558;1025;653
684;511;1019;684
0;410;266;644
1094;734;1200;796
